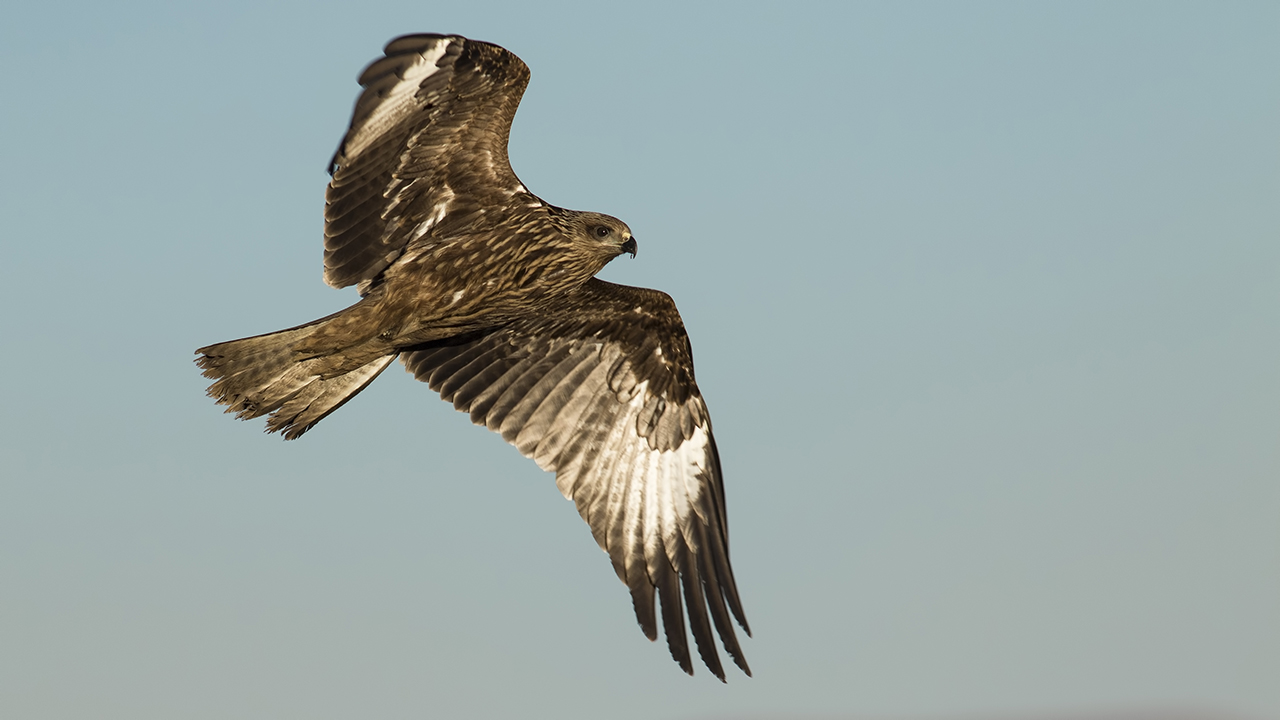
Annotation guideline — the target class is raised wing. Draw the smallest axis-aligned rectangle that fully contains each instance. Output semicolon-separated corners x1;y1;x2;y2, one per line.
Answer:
400;279;751;680
325;34;539;292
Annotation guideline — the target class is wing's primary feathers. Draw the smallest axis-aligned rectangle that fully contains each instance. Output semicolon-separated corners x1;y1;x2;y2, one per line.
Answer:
401;279;751;679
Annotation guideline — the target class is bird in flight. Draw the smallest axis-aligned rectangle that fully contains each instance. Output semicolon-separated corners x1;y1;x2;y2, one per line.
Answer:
196;34;750;679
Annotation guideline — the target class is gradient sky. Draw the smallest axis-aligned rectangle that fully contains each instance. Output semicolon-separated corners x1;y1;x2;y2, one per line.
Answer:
2;2;1277;719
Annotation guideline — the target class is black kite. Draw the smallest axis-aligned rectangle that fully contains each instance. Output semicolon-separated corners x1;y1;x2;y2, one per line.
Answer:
196;34;750;679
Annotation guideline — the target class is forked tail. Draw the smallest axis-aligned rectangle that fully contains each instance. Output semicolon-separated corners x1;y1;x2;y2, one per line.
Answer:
195;315;396;440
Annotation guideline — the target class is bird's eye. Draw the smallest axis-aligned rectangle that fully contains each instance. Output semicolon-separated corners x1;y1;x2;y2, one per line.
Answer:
595;226;611;238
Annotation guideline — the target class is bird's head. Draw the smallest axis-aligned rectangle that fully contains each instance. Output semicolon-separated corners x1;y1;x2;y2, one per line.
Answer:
574;212;637;261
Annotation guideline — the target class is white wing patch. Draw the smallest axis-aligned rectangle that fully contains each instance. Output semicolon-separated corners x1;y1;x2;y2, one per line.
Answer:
342;39;453;162
547;377;710;550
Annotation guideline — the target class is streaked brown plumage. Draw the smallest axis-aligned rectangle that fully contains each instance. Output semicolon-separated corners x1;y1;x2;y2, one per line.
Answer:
195;34;749;679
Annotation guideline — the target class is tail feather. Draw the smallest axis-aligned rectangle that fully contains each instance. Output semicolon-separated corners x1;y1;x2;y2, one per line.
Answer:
196;316;396;439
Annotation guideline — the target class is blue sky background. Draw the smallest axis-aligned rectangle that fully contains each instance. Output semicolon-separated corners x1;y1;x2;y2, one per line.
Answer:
1;2;1277;719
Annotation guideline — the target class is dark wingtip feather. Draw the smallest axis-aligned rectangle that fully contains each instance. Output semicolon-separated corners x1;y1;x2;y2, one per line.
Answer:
656;564;692;675
629;576;658;642
678;554;725;681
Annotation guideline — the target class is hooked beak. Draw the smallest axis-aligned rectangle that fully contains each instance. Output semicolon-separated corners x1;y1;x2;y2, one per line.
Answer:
620;236;637;258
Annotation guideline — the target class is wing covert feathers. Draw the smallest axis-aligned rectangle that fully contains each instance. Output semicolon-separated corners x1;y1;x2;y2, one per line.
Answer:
401;279;750;679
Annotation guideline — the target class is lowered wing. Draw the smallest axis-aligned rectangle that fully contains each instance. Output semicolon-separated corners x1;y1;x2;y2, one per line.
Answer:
401;278;751;680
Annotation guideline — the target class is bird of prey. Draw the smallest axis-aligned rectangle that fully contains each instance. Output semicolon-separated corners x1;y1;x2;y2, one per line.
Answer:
195;34;750;680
